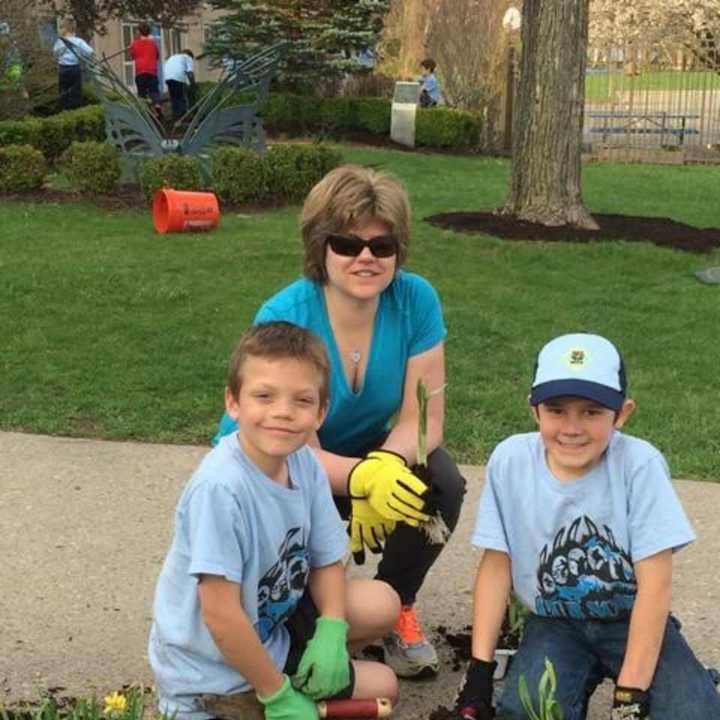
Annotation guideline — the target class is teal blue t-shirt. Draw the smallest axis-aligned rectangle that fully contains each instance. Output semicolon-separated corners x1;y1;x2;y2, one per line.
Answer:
214;271;447;456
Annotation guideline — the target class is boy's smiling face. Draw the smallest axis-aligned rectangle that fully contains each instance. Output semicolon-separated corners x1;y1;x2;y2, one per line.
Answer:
533;396;635;482
225;355;326;481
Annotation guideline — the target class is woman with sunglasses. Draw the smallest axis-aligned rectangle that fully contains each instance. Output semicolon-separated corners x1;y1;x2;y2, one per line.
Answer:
213;164;465;680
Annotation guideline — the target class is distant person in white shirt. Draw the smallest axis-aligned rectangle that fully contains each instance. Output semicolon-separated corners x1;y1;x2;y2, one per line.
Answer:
164;49;195;121
52;19;93;111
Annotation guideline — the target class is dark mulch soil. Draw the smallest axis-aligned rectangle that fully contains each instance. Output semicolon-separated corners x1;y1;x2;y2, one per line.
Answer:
428;706;460;719
3;186;148;210
426;211;720;254
429;623;521;719
1;186;284;213
436;619;519;673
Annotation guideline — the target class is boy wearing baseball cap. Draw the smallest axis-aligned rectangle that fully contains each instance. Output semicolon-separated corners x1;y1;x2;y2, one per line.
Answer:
453;333;720;719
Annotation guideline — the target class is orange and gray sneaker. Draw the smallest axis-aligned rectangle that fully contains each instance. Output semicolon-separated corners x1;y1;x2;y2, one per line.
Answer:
383;605;439;678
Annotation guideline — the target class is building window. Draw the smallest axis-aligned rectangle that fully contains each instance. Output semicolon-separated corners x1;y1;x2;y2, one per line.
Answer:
162;27;184;57
122;22;138;87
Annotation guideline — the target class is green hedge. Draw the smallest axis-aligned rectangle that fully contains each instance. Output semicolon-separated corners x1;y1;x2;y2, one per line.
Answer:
137;154;204;200
212;143;342;206
264;94;392;137
415;106;481;148
266;143;342;202
263;93;479;150
0;105;105;163
0;144;48;193
201;88;477;149
60;141;122;195
211;146;267;204
0;92;480;166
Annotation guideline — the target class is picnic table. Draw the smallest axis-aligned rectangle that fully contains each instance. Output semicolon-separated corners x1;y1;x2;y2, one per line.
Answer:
587;110;700;145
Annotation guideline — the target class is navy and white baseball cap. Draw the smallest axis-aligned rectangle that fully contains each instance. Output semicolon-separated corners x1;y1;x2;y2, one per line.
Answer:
530;333;627;410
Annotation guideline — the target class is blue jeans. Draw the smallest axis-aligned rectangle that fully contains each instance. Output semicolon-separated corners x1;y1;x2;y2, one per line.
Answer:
497;614;720;720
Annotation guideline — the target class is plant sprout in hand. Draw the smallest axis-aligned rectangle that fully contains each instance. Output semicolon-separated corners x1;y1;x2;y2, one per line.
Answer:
416;379;450;545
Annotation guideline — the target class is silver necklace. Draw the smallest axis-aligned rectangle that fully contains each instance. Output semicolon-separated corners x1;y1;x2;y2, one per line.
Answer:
349;349;361;392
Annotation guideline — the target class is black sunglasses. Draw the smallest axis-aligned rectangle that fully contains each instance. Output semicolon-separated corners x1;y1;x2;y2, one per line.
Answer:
326;233;398;258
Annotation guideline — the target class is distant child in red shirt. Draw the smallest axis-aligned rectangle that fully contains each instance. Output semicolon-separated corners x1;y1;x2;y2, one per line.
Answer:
129;23;161;113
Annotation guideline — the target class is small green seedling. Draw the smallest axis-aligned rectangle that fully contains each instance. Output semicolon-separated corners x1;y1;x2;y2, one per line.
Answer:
518;657;565;720
416;379;450;544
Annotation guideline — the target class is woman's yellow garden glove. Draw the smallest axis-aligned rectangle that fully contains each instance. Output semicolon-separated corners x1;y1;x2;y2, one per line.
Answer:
291;617;351;700
348;450;431;526
348;496;396;564
257;674;318;720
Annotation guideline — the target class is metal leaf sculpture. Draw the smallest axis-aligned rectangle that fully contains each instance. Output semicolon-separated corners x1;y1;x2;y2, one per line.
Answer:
61;38;286;160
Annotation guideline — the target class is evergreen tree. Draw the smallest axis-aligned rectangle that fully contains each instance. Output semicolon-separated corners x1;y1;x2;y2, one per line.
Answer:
205;0;389;90
323;0;390;73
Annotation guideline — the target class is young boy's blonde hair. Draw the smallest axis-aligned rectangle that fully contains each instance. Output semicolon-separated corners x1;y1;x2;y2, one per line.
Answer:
226;322;330;409
300;164;410;283
60;19;78;35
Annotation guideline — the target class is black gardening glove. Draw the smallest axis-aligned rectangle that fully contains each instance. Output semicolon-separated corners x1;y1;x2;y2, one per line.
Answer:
611;686;650;720
454;658;497;719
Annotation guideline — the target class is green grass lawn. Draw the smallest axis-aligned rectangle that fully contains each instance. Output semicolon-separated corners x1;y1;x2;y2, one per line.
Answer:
2;146;720;479
585;69;720;102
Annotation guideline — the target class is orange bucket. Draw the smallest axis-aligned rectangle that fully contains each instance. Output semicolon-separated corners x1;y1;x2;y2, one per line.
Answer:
152;188;220;234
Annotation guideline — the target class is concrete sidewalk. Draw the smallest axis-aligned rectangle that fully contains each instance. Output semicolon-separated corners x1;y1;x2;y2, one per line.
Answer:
2;431;719;718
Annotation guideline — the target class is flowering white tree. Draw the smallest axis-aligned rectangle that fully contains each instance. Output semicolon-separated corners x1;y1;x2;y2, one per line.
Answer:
589;0;720;68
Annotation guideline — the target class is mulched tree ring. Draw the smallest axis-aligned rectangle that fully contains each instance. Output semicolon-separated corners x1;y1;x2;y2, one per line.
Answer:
425;211;720;254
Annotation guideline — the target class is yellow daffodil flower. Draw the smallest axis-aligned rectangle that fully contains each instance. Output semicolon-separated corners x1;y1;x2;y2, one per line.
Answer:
104;692;128;715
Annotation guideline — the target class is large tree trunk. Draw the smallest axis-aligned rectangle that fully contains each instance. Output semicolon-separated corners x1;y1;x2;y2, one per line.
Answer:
502;0;598;229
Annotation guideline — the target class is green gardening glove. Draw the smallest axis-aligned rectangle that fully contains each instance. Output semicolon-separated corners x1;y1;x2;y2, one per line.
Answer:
258;674;318;720
349;495;396;565
348;450;431;526
291;617;350;700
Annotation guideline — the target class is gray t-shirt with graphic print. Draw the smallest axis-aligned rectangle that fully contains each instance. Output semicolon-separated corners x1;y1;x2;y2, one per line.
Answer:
149;434;348;720
472;431;694;621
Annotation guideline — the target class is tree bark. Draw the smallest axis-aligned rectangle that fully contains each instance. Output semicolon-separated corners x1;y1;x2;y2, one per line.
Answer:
502;0;598;229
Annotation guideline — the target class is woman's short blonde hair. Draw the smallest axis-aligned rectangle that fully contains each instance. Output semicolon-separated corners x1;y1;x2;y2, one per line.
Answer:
301;164;411;282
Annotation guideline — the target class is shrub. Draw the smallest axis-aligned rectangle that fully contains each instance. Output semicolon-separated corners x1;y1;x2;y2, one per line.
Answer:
34;106;106;163
415;106;481;149
0;117;42;148
61;141;121;194
0;106;105;162
265;93;323;135
210;143;341;206
0;144;47;193
319;97;356;132
355;98;391;135
211;146;267;205
266;143;342;202
137;154;203;200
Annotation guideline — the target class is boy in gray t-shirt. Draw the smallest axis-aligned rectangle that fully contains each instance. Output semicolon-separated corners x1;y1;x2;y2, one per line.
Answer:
453;333;720;720
149;322;399;720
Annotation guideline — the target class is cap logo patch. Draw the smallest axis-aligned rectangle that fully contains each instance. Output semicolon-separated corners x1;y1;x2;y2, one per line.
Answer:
564;348;589;371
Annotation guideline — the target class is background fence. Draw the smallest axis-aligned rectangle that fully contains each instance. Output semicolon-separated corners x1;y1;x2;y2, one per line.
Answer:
581;51;720;162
